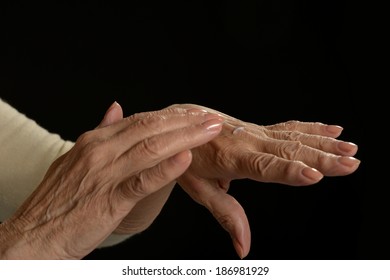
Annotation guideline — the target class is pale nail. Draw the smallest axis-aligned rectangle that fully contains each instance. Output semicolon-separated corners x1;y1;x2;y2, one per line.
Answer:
338;141;358;154
187;108;208;114
202;118;224;131
338;156;361;167
302;167;323;181
326;125;343;135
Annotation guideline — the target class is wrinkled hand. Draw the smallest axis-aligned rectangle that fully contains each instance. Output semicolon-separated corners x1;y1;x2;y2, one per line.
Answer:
95;102;361;259
171;104;361;259
0;103;224;259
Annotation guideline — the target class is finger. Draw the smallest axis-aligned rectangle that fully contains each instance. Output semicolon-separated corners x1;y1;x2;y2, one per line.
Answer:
99;111;224;160
264;130;358;157
264;120;344;138
113;118;224;208
232;150;324;186
117;150;193;203
256;138;360;177
92;108;222;144
97;107;189;136
70;114;224;192
118;117;224;174
179;175;251;259
97;101;124;128
222;124;360;177
206;192;251;260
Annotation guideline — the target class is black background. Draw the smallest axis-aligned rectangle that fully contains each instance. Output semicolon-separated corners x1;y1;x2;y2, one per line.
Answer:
0;0;376;259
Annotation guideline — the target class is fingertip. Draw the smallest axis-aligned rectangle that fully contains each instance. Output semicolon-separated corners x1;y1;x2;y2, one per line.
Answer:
301;167;324;183
337;156;361;170
233;239;245;259
111;100;120;108
107;101;123;120
233;238;250;259
325;125;343;137
337;141;358;156
107;101;121;115
99;101;124;128
230;217;251;259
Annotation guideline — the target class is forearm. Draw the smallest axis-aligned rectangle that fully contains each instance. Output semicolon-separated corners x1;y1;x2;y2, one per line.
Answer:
0;219;59;260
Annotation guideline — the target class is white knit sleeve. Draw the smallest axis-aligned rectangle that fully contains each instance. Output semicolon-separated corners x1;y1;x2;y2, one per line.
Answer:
0;98;132;248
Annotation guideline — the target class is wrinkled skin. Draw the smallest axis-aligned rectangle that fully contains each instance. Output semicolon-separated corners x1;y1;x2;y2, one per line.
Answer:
0;102;360;259
0;104;224;259
112;103;360;259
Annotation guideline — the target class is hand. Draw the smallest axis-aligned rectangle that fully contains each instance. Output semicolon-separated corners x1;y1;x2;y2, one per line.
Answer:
171;104;361;259
0;103;224;259
98;103;182;235
94;102;361;259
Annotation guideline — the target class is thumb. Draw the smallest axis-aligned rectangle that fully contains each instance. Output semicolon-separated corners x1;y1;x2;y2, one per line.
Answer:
179;175;251;259
206;191;251;259
98;101;124;128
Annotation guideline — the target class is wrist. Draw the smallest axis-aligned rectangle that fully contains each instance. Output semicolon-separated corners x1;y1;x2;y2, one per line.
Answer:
0;218;61;260
0;220;25;259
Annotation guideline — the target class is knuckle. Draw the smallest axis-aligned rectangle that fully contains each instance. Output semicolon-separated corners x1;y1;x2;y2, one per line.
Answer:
317;152;332;169
255;154;279;178
75;133;110;169
139;137;164;159
215;213;233;232
285;130;301;140
80;144;103;168
283;120;300;130
316;137;329;151
257;154;299;181
278;141;303;160
122;173;150;199
75;130;95;147
137;115;166;134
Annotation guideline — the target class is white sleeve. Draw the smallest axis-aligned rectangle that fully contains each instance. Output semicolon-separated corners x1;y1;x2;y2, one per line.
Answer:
0;98;133;248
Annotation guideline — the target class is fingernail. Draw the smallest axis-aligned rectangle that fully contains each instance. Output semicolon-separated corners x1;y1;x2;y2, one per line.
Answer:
302;167;323;181
338;156;361;167
202;118;224;131
233;239;245;260
108;101;119;110
326;125;343;135
100;101;120;127
338;141;358;154
187;108;208;114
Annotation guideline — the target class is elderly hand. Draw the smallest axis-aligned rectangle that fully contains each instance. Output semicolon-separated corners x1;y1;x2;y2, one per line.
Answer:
0;104;224;259
105;103;360;259
172;104;360;259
